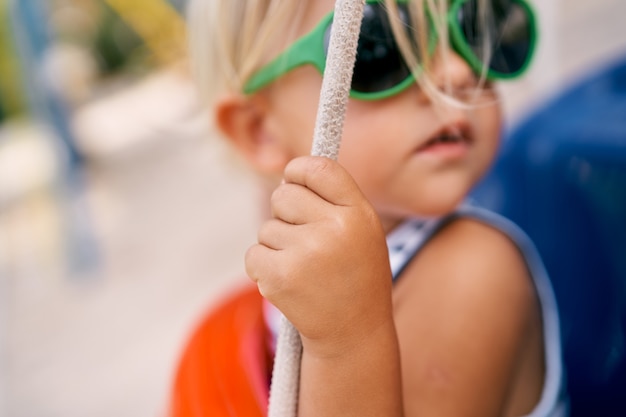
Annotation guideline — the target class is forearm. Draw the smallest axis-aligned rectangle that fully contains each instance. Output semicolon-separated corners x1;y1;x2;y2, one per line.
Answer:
298;319;404;417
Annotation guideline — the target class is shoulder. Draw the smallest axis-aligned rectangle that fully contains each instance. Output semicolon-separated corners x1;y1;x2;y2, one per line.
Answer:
392;217;542;415
393;216;539;337
394;216;536;312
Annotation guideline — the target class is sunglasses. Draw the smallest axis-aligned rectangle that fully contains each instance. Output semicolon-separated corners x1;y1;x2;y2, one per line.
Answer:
243;0;537;101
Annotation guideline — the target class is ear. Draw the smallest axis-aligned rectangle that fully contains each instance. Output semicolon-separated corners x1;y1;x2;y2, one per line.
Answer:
214;94;291;176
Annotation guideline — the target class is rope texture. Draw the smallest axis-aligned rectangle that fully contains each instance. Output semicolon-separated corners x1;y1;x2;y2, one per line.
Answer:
267;1;366;416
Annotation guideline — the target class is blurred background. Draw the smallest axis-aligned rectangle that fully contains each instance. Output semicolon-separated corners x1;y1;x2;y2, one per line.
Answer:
0;0;624;416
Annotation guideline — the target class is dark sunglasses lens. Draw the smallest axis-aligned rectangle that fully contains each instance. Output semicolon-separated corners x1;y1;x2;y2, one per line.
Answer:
324;3;413;94
458;0;532;75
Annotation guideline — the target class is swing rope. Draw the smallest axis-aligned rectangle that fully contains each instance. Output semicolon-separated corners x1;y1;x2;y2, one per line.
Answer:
267;1;366;416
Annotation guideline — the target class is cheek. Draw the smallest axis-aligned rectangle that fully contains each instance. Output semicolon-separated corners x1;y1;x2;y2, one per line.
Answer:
473;103;503;172
337;117;394;187
268;67;324;157
480;92;503;143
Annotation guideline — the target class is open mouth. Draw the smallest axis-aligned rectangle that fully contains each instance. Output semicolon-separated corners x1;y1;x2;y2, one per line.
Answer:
418;122;473;153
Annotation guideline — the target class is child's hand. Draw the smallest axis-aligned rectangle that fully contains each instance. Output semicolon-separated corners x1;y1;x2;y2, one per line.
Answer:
245;156;394;357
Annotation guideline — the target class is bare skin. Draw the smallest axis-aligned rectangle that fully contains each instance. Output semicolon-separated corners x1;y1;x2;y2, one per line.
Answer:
218;1;547;415
247;157;403;417
245;157;544;417
392;218;545;417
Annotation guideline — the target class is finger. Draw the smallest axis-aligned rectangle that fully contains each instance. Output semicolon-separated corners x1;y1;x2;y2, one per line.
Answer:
271;182;331;225
283;156;363;207
244;243;286;300
257;218;300;250
244;243;278;284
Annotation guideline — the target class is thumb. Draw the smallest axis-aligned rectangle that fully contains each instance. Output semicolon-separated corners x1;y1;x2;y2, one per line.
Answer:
283;156;363;207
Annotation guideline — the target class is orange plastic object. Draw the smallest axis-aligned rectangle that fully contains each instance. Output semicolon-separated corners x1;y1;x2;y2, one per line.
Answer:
170;284;271;417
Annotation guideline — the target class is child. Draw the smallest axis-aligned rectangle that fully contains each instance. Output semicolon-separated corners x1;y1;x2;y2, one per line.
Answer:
171;0;569;416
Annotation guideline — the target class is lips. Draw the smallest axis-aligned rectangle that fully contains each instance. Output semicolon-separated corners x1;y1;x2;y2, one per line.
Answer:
416;121;473;154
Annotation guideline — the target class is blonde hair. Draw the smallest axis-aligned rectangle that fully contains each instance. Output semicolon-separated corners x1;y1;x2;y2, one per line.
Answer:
187;0;304;103
385;0;493;107
187;0;493;107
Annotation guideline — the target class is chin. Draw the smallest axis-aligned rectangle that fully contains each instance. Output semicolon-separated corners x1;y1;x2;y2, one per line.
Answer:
414;195;467;218
413;176;475;216
374;175;478;223
377;193;466;224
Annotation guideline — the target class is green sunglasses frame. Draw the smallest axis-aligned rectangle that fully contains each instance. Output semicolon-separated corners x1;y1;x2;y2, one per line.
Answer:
243;0;537;101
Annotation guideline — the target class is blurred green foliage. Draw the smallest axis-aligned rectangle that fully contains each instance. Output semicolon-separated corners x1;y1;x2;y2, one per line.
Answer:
0;2;27;121
92;2;153;77
0;0;169;123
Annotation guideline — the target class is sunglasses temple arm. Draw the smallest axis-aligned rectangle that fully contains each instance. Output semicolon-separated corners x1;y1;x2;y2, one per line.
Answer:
266;1;366;417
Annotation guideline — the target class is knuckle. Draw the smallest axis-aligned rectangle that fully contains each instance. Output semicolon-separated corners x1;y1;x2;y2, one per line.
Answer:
270;185;286;207
244;245;292;301
271;255;290;282
309;156;333;179
270;183;298;212
303;234;322;257
257;220;272;242
361;205;380;226
256;283;269;299
305;230;331;259
244;245;259;279
330;213;350;236
260;264;287;302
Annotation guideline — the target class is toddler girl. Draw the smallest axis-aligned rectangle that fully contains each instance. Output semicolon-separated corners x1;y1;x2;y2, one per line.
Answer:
172;1;569;416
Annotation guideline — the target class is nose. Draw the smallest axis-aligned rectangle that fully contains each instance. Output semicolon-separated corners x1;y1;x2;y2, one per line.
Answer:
428;48;476;96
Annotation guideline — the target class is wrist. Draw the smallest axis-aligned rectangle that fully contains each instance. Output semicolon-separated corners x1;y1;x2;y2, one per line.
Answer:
300;312;398;360
298;316;403;417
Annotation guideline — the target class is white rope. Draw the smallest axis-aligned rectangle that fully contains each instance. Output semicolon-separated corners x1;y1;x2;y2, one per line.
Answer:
310;0;366;160
267;1;366;416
